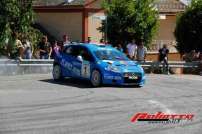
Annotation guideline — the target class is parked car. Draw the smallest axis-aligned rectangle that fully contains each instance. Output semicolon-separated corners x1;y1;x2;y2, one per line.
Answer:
52;43;145;87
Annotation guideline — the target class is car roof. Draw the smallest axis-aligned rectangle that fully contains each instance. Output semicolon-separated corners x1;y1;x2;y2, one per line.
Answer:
74;43;115;52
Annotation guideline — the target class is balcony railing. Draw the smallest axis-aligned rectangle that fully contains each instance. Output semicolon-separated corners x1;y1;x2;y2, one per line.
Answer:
149;40;178;52
155;2;186;12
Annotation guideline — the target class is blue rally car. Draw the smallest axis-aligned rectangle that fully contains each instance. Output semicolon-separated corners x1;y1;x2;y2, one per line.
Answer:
52;43;145;87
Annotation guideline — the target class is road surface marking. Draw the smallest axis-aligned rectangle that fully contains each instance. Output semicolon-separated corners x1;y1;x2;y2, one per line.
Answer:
148;100;175;114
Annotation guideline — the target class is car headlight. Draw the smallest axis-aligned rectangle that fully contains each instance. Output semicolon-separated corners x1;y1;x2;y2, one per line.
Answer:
105;65;119;72
137;65;144;72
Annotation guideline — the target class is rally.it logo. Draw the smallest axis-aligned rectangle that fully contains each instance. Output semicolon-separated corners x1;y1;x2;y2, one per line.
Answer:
131;112;194;124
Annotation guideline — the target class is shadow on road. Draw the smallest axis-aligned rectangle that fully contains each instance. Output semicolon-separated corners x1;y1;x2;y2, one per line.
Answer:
39;78;93;88
40;78;142;89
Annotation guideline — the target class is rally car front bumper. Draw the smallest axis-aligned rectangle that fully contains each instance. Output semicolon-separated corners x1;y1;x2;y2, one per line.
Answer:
102;72;145;86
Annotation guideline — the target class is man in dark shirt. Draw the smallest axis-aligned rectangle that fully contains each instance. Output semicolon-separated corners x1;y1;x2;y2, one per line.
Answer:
38;36;52;59
159;44;169;74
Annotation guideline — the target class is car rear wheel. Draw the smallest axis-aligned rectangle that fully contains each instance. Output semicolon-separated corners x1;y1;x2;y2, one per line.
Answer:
91;70;102;87
53;64;63;81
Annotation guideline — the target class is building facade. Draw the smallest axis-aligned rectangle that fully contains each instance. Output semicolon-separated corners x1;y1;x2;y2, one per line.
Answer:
34;0;105;43
33;0;186;53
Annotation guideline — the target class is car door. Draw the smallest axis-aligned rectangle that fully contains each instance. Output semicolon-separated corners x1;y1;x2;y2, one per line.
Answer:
59;45;75;77
79;47;95;80
69;46;93;79
70;46;83;78
60;45;94;79
68;46;94;79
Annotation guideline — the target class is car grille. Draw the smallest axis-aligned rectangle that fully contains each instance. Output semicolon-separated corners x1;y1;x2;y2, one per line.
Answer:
124;73;142;84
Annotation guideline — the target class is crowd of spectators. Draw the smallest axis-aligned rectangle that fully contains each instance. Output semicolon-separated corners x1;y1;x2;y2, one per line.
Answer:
183;50;201;62
4;32;202;65
4;32;202;75
5;33;71;60
5;32;147;61
124;40;148;62
112;40;148;62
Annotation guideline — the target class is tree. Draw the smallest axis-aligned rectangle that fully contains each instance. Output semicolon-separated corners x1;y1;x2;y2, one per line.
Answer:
0;0;33;41
174;0;202;53
0;0;42;56
101;0;159;47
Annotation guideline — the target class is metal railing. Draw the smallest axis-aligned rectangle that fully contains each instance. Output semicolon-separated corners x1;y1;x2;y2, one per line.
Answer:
0;59;53;75
0;59;200;75
140;61;200;68
0;59;200;67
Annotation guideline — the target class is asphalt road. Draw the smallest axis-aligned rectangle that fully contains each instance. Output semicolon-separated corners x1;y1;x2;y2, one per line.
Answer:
0;74;202;134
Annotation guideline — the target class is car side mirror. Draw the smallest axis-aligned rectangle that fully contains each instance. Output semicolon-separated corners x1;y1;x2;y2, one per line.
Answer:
77;56;83;62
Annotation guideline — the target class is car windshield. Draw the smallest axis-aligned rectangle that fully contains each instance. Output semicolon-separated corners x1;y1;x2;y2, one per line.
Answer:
95;50;129;61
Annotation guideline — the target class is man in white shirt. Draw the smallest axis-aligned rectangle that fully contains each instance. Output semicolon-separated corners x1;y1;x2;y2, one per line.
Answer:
126;40;137;60
137;42;147;62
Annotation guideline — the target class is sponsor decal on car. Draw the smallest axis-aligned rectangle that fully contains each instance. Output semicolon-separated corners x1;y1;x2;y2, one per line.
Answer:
104;75;122;80
81;61;91;78
61;59;73;70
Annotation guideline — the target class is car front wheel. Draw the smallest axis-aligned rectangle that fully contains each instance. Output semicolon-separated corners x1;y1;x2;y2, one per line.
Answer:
53;64;63;81
91;70;102;87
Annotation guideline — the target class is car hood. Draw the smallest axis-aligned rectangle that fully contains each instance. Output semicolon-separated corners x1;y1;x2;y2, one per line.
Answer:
100;60;143;72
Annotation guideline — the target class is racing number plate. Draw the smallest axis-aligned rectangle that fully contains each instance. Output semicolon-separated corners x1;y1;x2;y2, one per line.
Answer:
81;61;90;78
129;75;138;80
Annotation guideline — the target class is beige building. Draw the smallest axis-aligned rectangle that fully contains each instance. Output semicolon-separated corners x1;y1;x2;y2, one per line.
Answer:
33;0;186;53
152;0;186;52
34;0;105;43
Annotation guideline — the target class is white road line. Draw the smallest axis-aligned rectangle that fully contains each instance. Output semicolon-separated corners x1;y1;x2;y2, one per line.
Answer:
171;75;202;81
148;100;175;114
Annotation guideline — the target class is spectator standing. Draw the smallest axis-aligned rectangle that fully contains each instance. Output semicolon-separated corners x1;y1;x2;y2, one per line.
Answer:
99;39;105;45
200;52;202;61
63;34;71;47
184;50;198;62
7;32;24;60
199;52;202;76
116;43;123;52
159;44;169;74
126;40;137;60
137;42;147;62
22;38;32;59
52;40;60;58
38;36;52;59
87;37;92;43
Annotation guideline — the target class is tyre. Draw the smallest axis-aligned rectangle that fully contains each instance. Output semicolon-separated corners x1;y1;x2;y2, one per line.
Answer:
90;70;102;87
53;64;63;81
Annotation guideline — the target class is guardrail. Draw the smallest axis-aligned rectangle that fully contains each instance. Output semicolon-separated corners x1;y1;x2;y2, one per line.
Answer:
0;59;54;66
0;59;201;75
140;61;200;74
140;61;200;68
0;59;53;75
